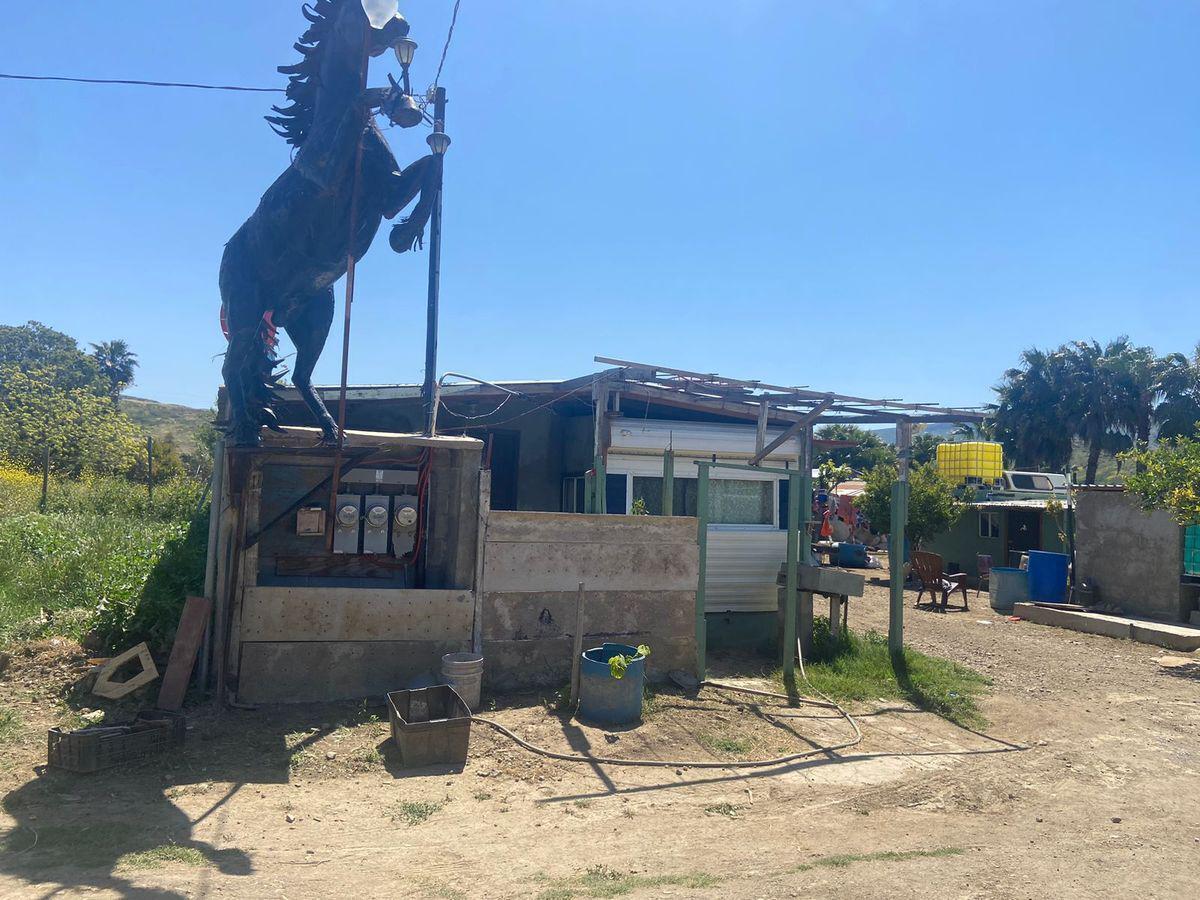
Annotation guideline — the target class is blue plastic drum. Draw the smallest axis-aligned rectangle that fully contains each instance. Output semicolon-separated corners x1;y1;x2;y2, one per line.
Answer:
577;643;645;725
1027;551;1069;603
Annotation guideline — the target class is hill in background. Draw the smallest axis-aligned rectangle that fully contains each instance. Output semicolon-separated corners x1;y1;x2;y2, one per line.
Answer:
122;397;213;454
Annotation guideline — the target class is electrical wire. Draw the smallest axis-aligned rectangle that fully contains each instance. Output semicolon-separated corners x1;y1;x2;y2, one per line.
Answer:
471;639;863;770
0;72;282;93
441;380;597;433
438;393;513;421
432;0;463;91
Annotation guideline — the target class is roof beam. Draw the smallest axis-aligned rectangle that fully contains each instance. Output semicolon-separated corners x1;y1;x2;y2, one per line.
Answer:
748;397;835;466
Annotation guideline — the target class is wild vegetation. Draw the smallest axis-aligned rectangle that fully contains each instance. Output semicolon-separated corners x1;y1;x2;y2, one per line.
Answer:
0;322;211;653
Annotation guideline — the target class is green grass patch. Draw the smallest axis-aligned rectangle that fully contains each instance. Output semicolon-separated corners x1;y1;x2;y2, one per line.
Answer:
391;800;444;826
0;706;21;744
790;847;965;874
778;618;988;729
700;733;752;754
538;864;720;899
116;842;207;871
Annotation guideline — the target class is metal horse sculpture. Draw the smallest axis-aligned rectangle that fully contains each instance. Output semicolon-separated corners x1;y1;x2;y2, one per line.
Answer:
220;0;440;446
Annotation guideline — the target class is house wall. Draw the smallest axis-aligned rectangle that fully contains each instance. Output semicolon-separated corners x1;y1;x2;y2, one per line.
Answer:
926;513;1005;579
480;511;699;690
1075;489;1187;621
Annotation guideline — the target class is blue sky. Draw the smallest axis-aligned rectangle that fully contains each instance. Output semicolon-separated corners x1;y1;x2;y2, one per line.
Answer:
1;1;1197;409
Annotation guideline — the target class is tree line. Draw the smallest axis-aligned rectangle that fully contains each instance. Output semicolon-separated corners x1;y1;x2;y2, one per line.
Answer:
0;321;209;481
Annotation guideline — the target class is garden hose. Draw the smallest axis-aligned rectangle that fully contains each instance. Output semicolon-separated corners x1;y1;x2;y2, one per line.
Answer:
470;640;863;770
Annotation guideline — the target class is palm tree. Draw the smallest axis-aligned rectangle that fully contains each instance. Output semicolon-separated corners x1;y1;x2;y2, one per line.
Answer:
992;347;1075;472
90;340;138;404
1109;345;1193;470
1063;339;1131;484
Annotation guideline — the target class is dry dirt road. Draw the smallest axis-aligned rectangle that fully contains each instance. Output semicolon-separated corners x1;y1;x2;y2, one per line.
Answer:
2;582;1198;899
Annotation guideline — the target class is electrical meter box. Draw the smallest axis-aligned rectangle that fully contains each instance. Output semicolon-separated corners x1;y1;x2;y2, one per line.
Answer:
332;494;362;554
362;494;391;555
391;494;419;558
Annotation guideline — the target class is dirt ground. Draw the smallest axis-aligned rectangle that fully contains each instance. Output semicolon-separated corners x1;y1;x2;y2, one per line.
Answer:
2;580;1199;899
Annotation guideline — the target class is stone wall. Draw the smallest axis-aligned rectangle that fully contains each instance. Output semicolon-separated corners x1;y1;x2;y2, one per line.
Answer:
481;511;699;690
1074;488;1188;621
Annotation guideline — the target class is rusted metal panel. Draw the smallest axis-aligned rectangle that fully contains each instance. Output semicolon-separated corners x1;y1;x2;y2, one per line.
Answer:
240;587;473;642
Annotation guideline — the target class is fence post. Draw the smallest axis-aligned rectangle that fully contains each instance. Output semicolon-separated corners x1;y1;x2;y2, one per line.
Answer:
40;444;50;511
146;435;154;505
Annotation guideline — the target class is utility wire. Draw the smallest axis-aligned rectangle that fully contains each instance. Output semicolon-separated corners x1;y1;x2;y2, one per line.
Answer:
432;0;463;90
0;72;282;93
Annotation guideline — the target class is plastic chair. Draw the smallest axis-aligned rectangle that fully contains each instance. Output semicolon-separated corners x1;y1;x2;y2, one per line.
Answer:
976;554;993;597
911;551;969;611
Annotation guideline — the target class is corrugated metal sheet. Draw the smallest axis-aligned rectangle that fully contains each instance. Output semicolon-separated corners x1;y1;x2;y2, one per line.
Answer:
704;529;787;613
610;417;801;461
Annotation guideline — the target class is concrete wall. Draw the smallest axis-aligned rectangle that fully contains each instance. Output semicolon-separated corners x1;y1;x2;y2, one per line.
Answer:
1075;489;1187;621
481;511;698;690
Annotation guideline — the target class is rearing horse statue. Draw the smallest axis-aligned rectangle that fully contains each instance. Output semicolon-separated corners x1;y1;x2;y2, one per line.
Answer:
220;0;440;446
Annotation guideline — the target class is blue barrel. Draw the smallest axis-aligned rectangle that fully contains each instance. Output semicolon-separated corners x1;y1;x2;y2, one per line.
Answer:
989;567;1029;612
577;643;645;725
836;543;869;568
1027;551;1069;603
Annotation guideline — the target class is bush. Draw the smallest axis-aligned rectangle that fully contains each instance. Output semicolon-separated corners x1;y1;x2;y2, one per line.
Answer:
0;506;208;653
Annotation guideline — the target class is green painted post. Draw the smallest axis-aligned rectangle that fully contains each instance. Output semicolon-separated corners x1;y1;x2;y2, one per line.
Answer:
662;449;674;516
783;471;800;677
695;462;710;679
888;420;913;658
584;470;595;514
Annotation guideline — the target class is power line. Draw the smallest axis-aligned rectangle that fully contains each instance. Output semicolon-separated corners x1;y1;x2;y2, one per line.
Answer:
0;72;283;93
432;0;463;90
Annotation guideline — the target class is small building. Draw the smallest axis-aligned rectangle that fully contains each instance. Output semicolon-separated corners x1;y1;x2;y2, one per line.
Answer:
260;358;982;655
925;498;1071;583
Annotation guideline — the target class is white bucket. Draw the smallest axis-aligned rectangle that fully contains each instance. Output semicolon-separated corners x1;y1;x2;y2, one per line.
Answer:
440;652;484;711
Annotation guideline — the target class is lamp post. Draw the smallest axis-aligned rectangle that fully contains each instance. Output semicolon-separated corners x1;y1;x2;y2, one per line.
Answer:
422;85;449;433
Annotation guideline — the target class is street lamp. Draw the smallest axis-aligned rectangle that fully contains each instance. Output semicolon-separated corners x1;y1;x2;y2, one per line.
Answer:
393;37;418;68
426;131;451;155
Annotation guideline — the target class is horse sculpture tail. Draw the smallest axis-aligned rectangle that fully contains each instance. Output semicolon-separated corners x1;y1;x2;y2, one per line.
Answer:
220;303;288;443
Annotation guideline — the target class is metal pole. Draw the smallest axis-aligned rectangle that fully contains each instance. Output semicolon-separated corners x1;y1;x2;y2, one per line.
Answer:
662;449;674;516
888;419;913;657
422;86;448;433
695;462;711;679
146;435;154;505
783;470;800;678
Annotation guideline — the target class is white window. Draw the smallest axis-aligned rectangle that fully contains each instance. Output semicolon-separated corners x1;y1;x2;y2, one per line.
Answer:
979;511;1000;539
562;476;587;513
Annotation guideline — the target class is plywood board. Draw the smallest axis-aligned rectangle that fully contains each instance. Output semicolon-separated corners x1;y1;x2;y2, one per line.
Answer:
240;587;473;642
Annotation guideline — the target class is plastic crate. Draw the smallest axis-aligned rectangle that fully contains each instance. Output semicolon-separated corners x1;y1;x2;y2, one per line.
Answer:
47;710;185;774
386;685;471;768
936;441;1003;483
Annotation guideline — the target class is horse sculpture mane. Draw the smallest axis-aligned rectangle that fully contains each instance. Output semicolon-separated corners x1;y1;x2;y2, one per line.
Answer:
265;0;341;147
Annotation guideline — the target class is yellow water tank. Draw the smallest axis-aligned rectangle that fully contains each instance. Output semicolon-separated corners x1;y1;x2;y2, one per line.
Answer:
936;441;1003;483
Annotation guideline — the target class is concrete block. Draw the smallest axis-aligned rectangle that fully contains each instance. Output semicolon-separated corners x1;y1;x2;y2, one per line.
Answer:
483;540;698;592
1013;603;1132;641
795;565;865;597
1129;621;1200;653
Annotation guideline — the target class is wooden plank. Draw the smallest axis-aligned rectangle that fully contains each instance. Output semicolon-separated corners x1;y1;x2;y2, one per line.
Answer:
485;510;697;544
240;587;474;642
483;541;699;592
156;596;213;711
